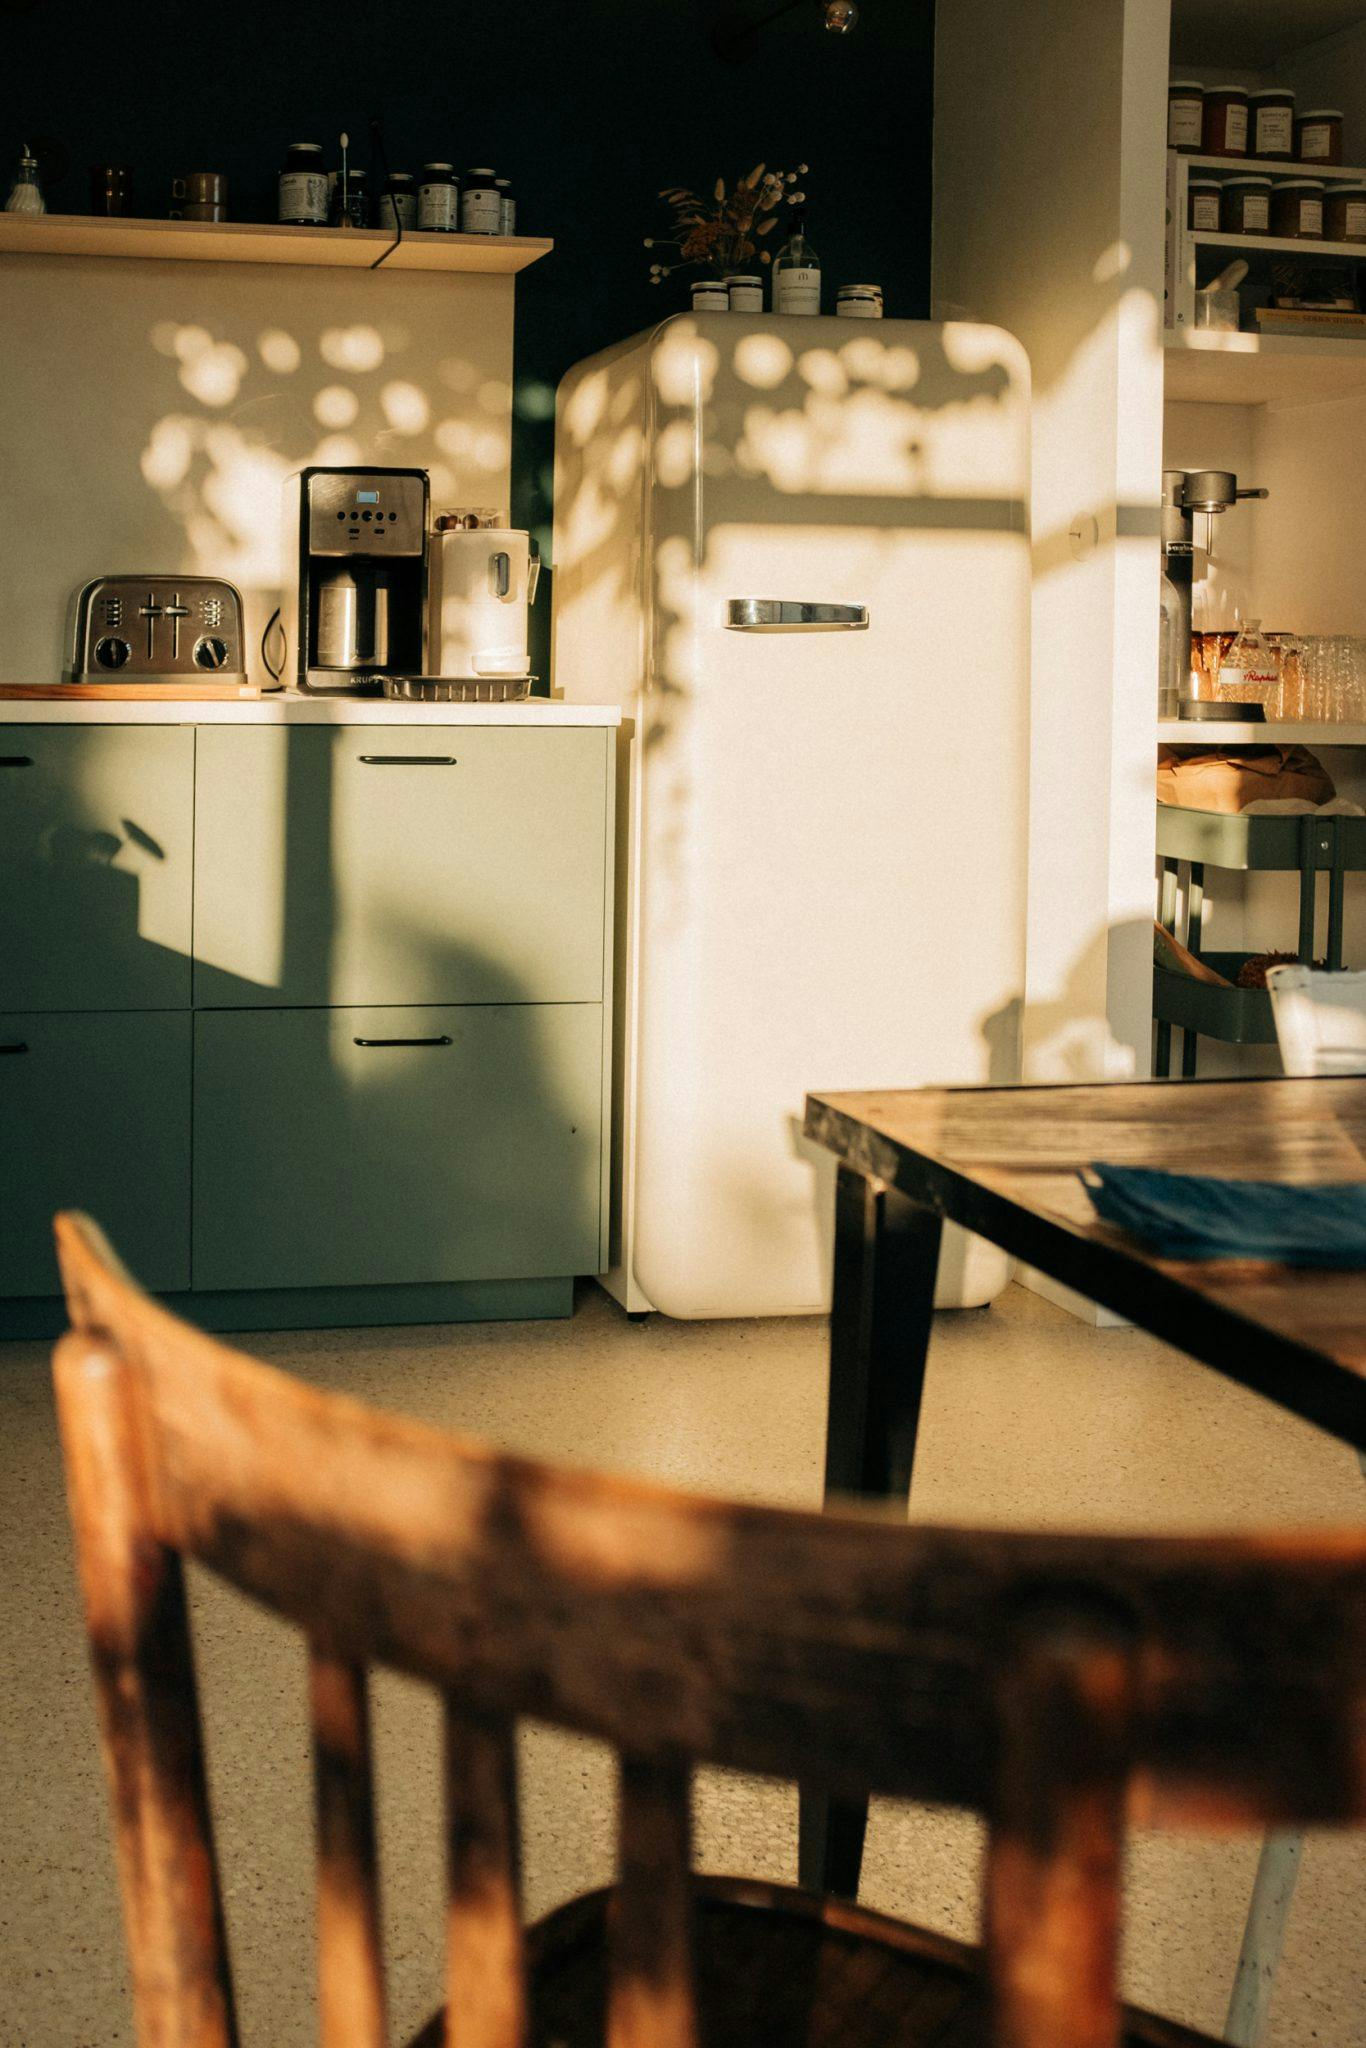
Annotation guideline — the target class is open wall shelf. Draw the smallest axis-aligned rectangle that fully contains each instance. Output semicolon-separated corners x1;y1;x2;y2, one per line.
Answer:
0;212;552;274
1164;329;1366;400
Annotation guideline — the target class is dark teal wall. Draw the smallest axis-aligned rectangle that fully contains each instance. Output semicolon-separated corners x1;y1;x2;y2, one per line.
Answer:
3;0;935;561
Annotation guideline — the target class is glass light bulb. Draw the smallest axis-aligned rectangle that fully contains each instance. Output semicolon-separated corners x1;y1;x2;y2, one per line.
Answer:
823;0;859;29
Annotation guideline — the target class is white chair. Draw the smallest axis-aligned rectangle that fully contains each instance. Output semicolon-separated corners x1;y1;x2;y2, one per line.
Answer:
1223;966;1366;2048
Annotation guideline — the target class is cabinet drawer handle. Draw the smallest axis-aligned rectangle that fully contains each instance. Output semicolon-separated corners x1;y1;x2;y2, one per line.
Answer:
353;1035;453;1048
0;1041;29;1055
358;754;457;766
0;756;34;768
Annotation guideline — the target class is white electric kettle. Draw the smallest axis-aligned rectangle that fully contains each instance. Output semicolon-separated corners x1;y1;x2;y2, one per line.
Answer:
433;525;539;678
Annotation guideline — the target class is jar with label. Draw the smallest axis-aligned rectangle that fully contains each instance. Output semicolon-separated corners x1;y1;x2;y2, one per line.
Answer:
728;274;763;312
1218;618;1278;709
1188;178;1223;232
691;279;729;313
1326;183;1366;244
836;283;884;318
379;171;417;232
1168;81;1205;153
1271;177;1325;238
279;141;329;225
417;163;458;232
1221;175;1272;235
1251;88;1295;159
1202;85;1249;157
332;167;367;229
460;168;501;234
1296;109;1344;164
495;178;516;234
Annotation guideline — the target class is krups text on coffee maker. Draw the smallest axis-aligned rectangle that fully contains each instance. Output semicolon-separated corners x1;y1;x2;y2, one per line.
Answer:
282;466;429;693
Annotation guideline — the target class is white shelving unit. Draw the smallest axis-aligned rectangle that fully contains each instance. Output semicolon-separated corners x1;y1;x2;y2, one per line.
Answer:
0;212;552;274
935;0;1366;1095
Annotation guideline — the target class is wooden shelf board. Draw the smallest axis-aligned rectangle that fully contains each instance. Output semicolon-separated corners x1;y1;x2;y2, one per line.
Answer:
0;212;552;274
1157;720;1366;745
1163;328;1366;400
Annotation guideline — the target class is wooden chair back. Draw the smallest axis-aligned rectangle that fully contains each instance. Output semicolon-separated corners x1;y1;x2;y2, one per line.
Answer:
52;1211;1366;2048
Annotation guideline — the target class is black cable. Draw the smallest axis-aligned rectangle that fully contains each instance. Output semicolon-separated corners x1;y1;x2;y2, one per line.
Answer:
369;117;402;270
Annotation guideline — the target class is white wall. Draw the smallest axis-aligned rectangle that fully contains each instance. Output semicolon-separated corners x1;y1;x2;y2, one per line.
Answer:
0;255;515;686
934;0;1169;1082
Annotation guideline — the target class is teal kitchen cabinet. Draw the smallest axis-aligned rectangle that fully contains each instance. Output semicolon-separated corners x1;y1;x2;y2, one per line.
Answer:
193;726;611;1008
192;1003;606;1293
0;725;194;1010
1;713;614;1335
0;1010;191;1296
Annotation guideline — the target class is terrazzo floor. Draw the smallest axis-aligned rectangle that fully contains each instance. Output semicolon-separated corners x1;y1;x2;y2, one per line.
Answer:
1;1280;1363;2047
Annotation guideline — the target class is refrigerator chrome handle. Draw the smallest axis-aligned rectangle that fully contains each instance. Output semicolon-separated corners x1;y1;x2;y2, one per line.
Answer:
725;599;869;631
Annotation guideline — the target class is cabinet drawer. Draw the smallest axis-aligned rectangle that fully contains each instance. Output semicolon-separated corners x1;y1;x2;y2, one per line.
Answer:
0;1011;191;1296
193;727;610;1007
0;725;193;1010
193;1004;605;1292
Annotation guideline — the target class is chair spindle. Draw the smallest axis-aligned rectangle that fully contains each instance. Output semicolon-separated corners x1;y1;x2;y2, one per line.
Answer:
444;1707;527;2048
984;1618;1134;2048
310;1648;388;2048
608;1756;699;2048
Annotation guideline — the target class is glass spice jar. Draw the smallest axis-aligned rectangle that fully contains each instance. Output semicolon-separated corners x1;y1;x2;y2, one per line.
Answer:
1271;177;1325;239
1325;183;1366;244
1202;85;1249;157
1168;80;1205;153
278;141;329;225
1188;178;1223;232
417;163;458;232
460;168;501;235
1221;175;1272;236
1296;109;1344;165
1251;88;1296;160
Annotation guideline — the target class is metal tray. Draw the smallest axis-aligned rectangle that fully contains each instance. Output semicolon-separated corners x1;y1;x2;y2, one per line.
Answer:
382;675;535;704
1156;803;1366;872
1152;952;1278;1046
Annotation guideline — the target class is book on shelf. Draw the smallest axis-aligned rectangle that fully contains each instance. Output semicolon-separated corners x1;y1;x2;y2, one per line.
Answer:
1256;306;1366;340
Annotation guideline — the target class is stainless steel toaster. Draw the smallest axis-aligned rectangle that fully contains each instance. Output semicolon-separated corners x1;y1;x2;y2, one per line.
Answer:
65;576;248;685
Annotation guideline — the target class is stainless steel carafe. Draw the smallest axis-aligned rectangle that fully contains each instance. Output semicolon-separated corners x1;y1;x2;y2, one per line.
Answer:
316;562;393;670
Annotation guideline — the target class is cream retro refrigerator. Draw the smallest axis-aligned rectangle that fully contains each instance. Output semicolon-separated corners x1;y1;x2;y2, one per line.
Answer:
553;313;1030;1317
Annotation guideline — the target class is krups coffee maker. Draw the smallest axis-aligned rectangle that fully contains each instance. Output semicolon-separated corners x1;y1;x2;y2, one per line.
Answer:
282;466;429;693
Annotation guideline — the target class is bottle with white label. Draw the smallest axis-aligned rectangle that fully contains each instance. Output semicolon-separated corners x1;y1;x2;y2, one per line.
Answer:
461;168;502;234
773;212;821;315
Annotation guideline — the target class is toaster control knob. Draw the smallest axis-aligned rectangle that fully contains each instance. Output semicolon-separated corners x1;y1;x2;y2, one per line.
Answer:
193;636;230;671
94;636;132;670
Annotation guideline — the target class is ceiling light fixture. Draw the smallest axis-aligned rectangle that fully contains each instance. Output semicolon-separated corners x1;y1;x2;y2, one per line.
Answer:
711;0;863;62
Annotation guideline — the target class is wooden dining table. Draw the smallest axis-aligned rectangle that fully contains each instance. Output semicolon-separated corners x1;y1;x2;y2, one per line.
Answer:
797;1073;1366;1897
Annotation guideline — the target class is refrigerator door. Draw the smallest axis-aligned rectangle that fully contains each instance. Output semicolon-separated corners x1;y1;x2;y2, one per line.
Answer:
557;314;1030;1318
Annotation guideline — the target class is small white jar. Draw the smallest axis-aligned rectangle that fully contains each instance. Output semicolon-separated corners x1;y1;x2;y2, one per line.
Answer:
836;284;884;319
727;274;763;312
691;279;729;313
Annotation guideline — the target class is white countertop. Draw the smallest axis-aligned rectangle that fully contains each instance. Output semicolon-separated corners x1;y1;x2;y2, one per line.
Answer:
0;691;620;727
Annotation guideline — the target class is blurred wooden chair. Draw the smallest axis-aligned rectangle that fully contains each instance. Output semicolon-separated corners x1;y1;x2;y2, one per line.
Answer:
53;1210;1366;2048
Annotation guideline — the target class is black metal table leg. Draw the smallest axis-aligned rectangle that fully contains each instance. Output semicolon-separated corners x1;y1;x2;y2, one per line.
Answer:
798;1163;943;1900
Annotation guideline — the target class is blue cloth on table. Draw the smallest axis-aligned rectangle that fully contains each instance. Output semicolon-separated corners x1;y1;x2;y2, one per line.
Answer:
1083;1162;1366;1266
